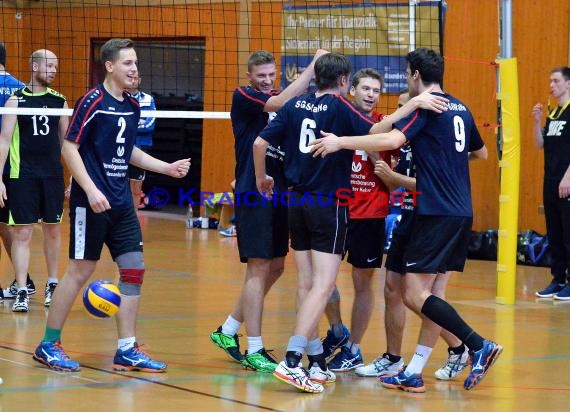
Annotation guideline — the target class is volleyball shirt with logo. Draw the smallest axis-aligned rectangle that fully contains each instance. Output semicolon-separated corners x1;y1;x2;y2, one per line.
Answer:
231;86;286;194
393;92;484;217
65;85;140;208
349;110;392;219
543;102;570;181
9;87;66;178
259;92;375;194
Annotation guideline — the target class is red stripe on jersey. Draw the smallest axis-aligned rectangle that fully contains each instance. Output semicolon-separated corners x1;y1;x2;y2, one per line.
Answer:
67;90;104;143
237;86;269;107
400;110;419;133
338;96;376;125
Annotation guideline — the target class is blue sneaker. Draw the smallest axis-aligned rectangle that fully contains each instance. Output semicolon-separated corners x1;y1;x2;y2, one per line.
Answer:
380;370;425;393
33;341;80;372
554;284;570;300
328;346;364;371
536;282;565;298
113;343;167;372
463;340;503;390
321;325;350;360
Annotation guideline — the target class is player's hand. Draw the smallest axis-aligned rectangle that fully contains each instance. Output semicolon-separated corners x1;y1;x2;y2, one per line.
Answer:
412;86;449;113
310;131;342;158
0;181;7;208
313;49;330;60
532;103;544;123
87;188;111;213
256;175;274;198
374;160;392;180
168;158;191;178
559;174;570;198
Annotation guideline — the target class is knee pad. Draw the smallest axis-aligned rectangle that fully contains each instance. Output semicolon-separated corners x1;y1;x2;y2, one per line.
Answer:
116;252;144;296
327;286;340;305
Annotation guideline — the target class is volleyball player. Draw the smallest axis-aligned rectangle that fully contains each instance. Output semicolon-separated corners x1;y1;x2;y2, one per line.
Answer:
311;48;501;391
0;49;68;312
32;38;190;372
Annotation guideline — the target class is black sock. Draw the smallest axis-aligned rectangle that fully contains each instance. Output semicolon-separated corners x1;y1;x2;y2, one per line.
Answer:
449;343;466;355
307;353;327;370
384;352;402;363
285;351;302;368
421;295;484;351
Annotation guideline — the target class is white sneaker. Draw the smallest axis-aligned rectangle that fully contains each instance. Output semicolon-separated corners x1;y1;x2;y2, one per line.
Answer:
44;282;58;307
434;347;469;380
12;290;29;312
273;361;324;393
309;365;336;384
355;353;404;377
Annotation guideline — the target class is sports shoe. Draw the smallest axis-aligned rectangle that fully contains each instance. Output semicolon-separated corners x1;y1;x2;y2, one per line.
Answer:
434;346;469;380
321;325;350;360
0;287;4;301
380;370;426;393
554;284;570;300
463;340;503;390
273;361;324;393
535;282;565;298
12;290;29;312
113;343;167;372
309;364;336;384
3;275;36;298
219;225;237;237
44;282;58;307
33;340;80;372
210;326;244;363
242;348;278;373
328;346;364;371
355;353;404;377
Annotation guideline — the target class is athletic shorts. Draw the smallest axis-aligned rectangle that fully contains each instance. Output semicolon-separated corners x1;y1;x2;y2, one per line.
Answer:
9;177;64;225
128;146;150;180
235;193;288;263
385;214;413;274
0;174;10;224
69;205;143;261
403;215;472;274
346;218;385;268
289;193;348;255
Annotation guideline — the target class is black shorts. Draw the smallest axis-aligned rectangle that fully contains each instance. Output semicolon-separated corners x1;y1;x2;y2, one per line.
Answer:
69;205;143;261
346;218;385;268
289;193;348;255
9;177;64;224
235;194;288;263
385;214;413;274
403;215;472;274
0;174;10;224
128;166;145;181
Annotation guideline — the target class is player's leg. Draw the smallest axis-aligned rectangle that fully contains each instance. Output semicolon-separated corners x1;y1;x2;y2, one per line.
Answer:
128;165;145;210
553;195;570;299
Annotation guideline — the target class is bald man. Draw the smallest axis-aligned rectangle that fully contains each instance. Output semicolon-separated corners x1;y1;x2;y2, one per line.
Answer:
0;49;69;312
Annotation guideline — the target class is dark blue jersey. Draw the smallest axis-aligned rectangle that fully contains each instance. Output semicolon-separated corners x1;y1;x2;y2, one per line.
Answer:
394;145;416;221
231;86;286;194
0;72;25;175
394;93;484;217
260;93;375;194
66;84;140;208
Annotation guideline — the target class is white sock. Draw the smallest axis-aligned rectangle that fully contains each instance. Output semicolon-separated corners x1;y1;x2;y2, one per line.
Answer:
247;336;263;354
221;315;241;336
404;344;433;376
47;277;58;285
118;337;136;351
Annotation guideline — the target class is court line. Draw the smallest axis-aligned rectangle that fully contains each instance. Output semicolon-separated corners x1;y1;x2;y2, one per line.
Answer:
0;345;283;411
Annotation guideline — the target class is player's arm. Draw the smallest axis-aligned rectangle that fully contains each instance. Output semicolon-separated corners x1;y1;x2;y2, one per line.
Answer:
374;159;416;192
139;95;156;132
265;49;329;112
0;96;18;207
58;101;70;147
370;88;448;134
61;139;110;213
252;136;274;196
531;103;544;149
311;128;406;157
129;147;190;178
468;146;488;160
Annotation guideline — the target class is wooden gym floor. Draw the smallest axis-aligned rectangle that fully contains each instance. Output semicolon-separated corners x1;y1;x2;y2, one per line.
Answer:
0;210;568;411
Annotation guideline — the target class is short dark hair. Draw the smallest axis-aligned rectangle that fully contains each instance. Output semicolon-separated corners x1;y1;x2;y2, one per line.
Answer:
407;48;444;85
352;68;383;89
552;66;570;81
0;42;6;67
315;53;351;90
101;38;134;64
247;50;275;71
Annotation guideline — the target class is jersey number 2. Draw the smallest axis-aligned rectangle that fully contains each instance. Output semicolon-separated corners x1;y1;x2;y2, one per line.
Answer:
299;118;317;154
